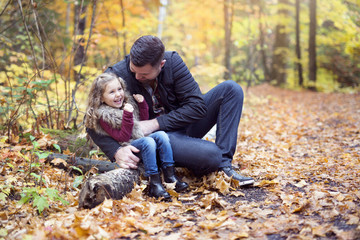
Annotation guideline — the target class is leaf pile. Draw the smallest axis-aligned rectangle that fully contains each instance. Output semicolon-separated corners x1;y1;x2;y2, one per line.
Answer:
1;84;359;239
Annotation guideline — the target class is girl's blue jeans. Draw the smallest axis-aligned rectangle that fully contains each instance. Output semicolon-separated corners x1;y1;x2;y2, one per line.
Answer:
167;80;244;176
131;131;174;176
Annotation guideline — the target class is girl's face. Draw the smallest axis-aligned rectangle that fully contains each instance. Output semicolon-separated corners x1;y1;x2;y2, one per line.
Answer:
101;79;125;108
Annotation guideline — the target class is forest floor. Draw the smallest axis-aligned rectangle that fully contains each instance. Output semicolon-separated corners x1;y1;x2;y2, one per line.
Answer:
1;84;360;239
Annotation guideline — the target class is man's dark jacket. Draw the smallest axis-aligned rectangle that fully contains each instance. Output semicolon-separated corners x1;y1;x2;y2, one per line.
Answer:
87;51;207;162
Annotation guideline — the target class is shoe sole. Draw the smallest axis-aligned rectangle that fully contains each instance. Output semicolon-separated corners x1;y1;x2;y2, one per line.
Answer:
148;194;172;201
238;179;255;186
175;185;189;192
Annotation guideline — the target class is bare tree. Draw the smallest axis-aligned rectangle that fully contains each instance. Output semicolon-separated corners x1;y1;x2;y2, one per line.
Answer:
245;0;257;88
258;0;270;82
270;0;290;86
120;0;127;57
295;0;304;86
67;0;97;127
309;0;317;86
157;0;168;40
73;2;87;72
223;0;234;80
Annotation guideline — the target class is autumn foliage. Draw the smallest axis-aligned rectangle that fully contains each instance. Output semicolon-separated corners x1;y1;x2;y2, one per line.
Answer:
1;0;360;135
1;84;359;239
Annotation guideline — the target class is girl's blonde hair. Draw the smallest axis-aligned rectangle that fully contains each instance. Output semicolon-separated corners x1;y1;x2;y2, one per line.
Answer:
84;73;131;129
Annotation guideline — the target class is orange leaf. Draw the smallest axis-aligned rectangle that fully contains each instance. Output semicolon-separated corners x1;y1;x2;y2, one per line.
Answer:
51;158;68;167
63;148;72;155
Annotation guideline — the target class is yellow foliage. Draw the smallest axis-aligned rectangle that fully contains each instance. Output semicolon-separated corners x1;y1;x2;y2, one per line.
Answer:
0;72;6;83
344;37;360;57
73;65;102;77
190;63;226;91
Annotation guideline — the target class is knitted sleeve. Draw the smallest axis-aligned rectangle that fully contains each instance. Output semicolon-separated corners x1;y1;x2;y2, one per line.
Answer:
137;100;149;121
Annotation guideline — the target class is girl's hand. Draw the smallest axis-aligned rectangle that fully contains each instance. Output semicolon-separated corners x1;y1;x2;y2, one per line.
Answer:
123;103;134;112
133;94;144;103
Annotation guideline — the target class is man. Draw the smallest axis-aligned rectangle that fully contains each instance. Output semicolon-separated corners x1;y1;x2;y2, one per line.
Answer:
87;35;254;186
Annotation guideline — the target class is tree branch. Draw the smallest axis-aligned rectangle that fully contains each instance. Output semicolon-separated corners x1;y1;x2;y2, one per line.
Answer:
0;0;11;17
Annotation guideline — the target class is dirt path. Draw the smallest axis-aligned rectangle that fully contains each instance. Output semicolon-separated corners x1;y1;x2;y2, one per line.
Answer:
232;84;360;239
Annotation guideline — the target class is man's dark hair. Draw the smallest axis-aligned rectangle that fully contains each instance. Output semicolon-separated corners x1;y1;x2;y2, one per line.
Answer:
130;35;165;67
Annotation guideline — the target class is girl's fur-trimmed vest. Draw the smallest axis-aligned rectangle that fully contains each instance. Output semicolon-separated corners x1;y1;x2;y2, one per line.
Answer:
93;104;144;146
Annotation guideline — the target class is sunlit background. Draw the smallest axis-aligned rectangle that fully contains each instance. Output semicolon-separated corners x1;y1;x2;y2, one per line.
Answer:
1;0;359;130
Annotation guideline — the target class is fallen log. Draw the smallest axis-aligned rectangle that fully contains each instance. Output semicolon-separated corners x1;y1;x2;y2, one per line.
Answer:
78;168;141;209
47;153;119;173
47;153;144;209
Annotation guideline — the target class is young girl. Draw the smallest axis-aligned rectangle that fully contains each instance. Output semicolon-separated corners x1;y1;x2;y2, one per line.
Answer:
85;73;188;200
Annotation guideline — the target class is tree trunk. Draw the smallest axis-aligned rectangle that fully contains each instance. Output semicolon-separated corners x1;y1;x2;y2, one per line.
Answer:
157;0;167;40
258;0;270;82
68;0;97;127
63;3;71;122
270;0;290;86
65;0;87;127
73;3;87;68
120;0;127;57
223;0;234;80
296;0;304;87
309;0;317;85
245;1;256;89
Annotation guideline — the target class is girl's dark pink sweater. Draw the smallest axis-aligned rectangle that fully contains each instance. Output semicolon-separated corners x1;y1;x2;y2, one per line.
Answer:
99;100;149;142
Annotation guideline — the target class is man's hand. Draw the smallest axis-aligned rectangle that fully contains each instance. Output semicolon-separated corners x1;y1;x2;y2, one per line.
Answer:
139;118;160;136
114;145;140;169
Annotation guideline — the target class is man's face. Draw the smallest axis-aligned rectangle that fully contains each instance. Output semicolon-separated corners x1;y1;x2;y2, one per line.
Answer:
129;60;166;85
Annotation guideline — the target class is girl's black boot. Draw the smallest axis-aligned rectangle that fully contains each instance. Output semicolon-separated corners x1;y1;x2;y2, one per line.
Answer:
162;166;189;192
148;174;171;201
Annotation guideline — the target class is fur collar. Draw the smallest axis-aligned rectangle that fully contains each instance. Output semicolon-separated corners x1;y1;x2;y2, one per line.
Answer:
94;104;144;144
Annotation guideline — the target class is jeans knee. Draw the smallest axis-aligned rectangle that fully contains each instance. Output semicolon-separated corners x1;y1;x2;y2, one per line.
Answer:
153;131;169;142
193;147;222;176
142;137;156;149
223;80;243;101
206;148;222;170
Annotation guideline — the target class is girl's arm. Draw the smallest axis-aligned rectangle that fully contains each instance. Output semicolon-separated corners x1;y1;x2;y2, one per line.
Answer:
99;110;134;142
133;94;149;120
138;100;149;120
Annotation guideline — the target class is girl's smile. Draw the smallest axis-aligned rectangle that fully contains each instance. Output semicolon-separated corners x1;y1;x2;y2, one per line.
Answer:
101;79;125;108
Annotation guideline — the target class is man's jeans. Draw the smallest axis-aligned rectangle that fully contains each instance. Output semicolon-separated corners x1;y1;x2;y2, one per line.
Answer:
168;80;243;176
131;131;174;176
